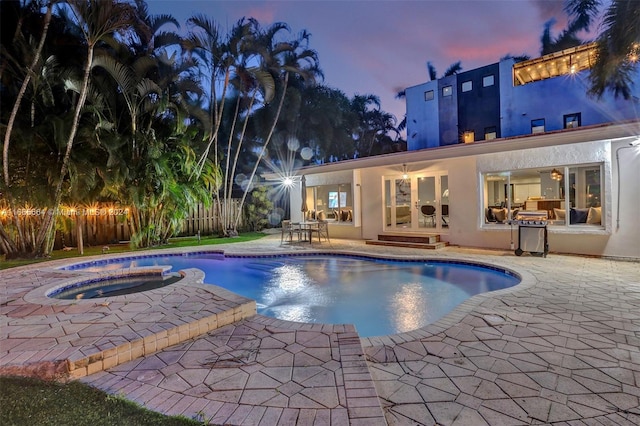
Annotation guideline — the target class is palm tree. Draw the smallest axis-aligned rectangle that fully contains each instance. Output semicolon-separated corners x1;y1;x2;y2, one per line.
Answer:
32;0;141;255
88;6;218;248
540;0;601;55
588;0;640;99
277;83;357;164
1;1;53;256
426;60;462;81
350;94;398;157
184;16;264;235
393;60;463;137
3;1;53;187
231;25;322;232
538;0;638;98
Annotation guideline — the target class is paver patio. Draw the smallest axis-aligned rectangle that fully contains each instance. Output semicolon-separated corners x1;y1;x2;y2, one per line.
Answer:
1;234;639;425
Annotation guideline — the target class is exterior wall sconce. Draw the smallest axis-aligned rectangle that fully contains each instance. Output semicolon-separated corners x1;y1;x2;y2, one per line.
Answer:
550;168;563;181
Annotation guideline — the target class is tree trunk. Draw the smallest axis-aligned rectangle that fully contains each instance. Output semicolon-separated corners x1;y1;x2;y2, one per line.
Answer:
76;216;84;255
35;43;95;256
0;222;19;256
1;4;52;257
227;90;257;231
3;3;52;186
234;72;290;230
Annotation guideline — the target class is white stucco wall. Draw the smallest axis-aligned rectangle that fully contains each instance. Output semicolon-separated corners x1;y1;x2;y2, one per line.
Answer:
607;139;640;259
290;124;640;259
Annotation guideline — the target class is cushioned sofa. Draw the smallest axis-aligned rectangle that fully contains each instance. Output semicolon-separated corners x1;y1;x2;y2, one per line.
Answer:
386;205;411;225
485;207;519;223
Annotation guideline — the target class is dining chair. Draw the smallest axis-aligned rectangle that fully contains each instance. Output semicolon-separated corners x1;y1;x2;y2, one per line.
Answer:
421;205;436;226
281;220;300;243
310;220;330;243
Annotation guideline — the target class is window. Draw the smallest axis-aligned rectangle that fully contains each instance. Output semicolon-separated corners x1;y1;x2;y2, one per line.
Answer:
462;131;475;143
564;113;581;129
531;119;545;134
481;163;604;229
461;81;472;92
483;75;495;87
424;90;434;101
484;126;497;140
442;85;452;97
567;166;601;225
308;183;353;221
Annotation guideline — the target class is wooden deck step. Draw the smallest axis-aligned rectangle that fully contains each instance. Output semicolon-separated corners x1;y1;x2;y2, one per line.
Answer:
366;234;447;250
365;239;447;250
376;233;441;244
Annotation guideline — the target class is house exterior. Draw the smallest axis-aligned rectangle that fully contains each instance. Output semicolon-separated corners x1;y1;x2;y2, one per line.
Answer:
405;43;638;148
281;45;640;260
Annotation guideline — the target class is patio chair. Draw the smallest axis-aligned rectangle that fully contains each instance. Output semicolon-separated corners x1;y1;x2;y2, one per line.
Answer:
310;220;330;243
421;205;436;226
280;220;301;243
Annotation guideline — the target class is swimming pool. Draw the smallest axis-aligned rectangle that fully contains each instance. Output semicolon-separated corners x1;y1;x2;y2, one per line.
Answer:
65;253;520;337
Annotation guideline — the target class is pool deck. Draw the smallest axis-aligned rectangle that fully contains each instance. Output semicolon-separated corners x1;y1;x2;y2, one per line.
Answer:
1;234;639;425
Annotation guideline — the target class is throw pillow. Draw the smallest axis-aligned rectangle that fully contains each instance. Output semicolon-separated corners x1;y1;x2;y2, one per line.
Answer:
317;210;325;221
569;208;589;224
493;208;507;223
587;206;601;224
553;208;566;220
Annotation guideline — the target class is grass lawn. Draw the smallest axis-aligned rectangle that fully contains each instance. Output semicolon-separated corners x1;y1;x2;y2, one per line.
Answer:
0;231;269;424
0;376;206;425
0;232;268;270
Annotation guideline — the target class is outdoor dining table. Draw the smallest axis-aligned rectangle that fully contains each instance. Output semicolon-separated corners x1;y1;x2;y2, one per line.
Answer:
292;221;320;243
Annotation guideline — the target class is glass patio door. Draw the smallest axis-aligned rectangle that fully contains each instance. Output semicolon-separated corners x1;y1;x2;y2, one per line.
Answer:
417;173;449;231
385;177;413;229
385;172;449;231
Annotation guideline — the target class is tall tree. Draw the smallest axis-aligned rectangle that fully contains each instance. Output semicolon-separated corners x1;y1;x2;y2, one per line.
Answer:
1;1;59;256
231;26;322;232
350;94;398;157
538;0;638;98
588;0;640;99
3;1;53;187
31;0;141;255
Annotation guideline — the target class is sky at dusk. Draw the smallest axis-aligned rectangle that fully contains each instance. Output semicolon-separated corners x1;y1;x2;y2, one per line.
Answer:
147;0;581;133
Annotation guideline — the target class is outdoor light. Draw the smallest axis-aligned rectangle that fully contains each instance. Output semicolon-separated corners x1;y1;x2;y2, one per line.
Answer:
401;164;409;180
550;168;563;181
283;177;294;186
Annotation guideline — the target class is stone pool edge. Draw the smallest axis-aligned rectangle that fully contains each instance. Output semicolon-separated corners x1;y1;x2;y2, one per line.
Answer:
2;247;533;382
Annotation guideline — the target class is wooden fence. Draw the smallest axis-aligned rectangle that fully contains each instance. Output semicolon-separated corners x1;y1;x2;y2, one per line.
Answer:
180;199;243;236
1;201;244;250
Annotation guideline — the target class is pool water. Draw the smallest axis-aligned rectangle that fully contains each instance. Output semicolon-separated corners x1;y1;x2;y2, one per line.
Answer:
67;254;520;337
51;274;183;300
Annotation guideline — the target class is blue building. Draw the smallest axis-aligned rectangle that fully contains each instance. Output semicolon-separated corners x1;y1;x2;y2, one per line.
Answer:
405;43;640;150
